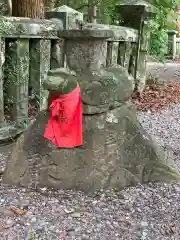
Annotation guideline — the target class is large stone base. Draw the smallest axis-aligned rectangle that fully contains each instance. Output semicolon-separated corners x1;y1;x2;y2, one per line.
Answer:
2;102;180;192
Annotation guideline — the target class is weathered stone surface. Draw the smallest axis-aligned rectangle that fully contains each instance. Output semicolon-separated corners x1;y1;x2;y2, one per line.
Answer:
117;41;132;71
116;0;157;18
0;16;63;142
0;16;62;37
43;68;77;95
106;41;119;66
43;66;134;114
167;30;177;59
58;28;134;114
59;29;113;39
84;23;138;42
135;22;150;92
46;5;83;30
80;66;134;112
4;38;29;130
0;37;5;127
115;0;157;92
50;39;65;69
59;29;113;74
29;39;51;111
3;101;180;191
67;40;107;72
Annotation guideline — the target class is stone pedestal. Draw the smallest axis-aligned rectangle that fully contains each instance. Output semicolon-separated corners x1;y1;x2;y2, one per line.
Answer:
3;29;180;192
46;5;83;69
82;23;138;72
59;29;111;73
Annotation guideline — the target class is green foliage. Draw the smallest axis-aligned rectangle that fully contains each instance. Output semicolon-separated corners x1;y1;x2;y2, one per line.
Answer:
149;23;168;59
149;10;168;59
148;1;179;58
98;0;117;24
148;0;177;10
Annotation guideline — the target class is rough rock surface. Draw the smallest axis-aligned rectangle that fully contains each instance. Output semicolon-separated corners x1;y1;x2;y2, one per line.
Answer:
3;90;180;191
0;16;62;36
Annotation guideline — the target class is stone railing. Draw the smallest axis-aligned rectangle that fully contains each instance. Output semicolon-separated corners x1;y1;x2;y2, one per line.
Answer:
167;30;180;59
0;17;62;142
84;23;138;76
0;2;156;143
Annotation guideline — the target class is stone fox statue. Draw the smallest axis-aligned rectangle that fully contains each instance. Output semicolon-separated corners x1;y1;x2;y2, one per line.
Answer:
2;28;180;192
3;66;180;192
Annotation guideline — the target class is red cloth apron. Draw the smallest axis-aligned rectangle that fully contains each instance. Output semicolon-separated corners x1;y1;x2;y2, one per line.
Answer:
44;85;82;148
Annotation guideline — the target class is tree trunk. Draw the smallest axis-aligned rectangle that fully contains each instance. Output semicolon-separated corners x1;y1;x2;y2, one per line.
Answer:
12;0;44;18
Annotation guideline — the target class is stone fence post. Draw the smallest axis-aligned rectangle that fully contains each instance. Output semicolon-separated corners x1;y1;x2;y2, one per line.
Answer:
167;30;177;59
115;0;157;92
0;17;60;143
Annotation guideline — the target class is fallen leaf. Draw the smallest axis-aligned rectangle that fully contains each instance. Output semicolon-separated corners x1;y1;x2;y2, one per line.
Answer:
11;208;26;215
165;222;176;235
132;82;180;112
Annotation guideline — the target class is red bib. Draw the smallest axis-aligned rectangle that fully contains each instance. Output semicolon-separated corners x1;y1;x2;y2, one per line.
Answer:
44;85;82;148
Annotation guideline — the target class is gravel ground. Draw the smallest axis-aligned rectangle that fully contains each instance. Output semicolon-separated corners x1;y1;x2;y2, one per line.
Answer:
0;104;180;239
147;61;180;83
138;103;180;171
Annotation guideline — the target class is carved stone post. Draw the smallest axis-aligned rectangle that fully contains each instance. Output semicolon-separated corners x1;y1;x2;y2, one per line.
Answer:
167;30;177;59
0;38;5;128
116;0;157;92
29;39;51;111
46;5;83;69
2;38;29;142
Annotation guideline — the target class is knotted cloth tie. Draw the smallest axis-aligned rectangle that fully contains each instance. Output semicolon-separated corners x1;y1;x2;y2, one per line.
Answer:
44;85;83;148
